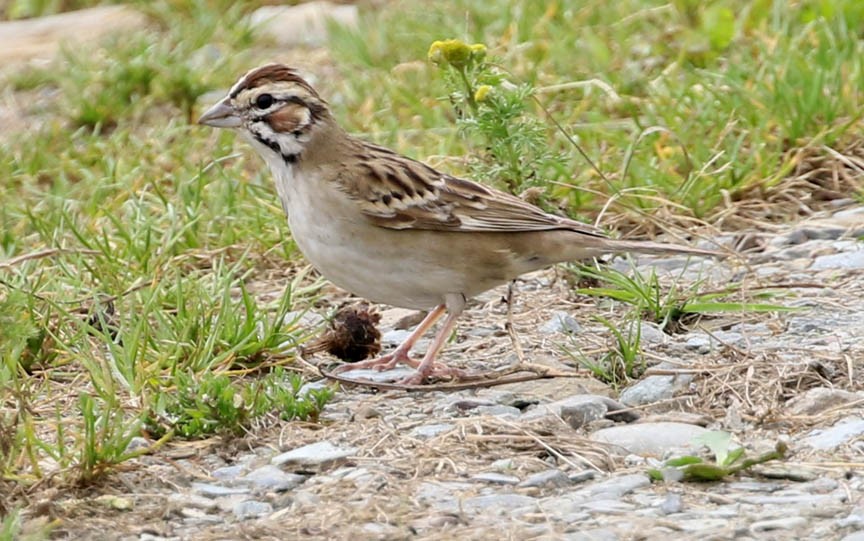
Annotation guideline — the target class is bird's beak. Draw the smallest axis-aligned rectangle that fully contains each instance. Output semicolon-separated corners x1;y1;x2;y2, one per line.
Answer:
197;99;242;128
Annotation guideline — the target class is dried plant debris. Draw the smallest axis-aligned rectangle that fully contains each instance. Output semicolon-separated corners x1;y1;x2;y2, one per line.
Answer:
304;303;382;362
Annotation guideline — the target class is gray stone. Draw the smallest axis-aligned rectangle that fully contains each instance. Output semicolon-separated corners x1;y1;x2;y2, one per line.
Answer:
471;405;522;418
470;472;520;485
462;493;537;513
838;507;864;528
271;441;357;466
591;422;708;456
232;499;273;520
522;395;628;422
249;2;359;47
578;473;651;499
540;310;581;334
740;494;841;505
562;528;619;541
410;423;455;439
240;465;306;491
210;465;246;481
298;380;331;398
337;366;417;383
561;401;609;429
191;482;249;497
812;248;864;269
519;469;571;488
579;499;635;514
683;334;711;353
659;493;683;515
168;493;218;511
804;416;864;450
638;322;669;345
568;471;597;484
619;369;693;406
749;516;808;532
124;436;150;453
841;533;864;541
786;387;861;416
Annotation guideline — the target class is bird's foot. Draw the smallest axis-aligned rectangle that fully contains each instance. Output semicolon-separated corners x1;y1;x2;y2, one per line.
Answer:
398;363;468;385
331;349;420;374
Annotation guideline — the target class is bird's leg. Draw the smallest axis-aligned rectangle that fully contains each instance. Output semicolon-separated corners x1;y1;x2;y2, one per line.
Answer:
400;294;467;384
332;305;446;373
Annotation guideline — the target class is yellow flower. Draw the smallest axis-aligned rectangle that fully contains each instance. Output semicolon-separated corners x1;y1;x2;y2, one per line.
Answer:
428;39;487;69
474;85;492;102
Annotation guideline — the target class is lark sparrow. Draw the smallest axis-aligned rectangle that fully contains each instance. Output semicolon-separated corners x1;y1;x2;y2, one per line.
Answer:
199;64;718;384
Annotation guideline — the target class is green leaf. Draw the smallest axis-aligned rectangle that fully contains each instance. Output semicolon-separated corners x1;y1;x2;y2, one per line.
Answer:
701;5;736;51
665;455;704;467
680;463;729;481
693;430;733;465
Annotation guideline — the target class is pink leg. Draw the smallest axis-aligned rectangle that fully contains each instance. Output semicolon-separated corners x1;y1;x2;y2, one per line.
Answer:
332;305;446;374
400;294;467;384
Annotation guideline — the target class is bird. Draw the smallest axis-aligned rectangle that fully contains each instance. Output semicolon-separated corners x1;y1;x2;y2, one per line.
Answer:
198;64;719;384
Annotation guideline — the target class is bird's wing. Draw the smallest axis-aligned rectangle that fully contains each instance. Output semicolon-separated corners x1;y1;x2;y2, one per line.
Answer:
336;143;606;238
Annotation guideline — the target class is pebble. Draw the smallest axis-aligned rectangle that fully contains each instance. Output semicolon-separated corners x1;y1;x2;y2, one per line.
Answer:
659;493;684;515
619;367;693;406
232;499;273;520
239;465;306;491
191;483;249;497
410;423;455;439
462;493;538;513
519;469;572;488
471;472;520;485
785;387;861;416
591;422;708;456
749;516;808;532
803;416;864;450
540;310;581;334
271;441;357;466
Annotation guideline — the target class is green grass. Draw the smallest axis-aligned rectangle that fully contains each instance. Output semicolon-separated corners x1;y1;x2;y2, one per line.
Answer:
1;0;862;506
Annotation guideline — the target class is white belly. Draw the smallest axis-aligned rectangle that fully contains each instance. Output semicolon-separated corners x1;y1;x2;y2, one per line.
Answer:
272;163;452;309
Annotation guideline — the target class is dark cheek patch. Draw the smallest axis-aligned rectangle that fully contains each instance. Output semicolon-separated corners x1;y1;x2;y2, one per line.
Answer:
266;105;309;133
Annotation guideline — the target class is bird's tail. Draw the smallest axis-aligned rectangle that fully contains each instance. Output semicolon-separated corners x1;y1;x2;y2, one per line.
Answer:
600;238;724;258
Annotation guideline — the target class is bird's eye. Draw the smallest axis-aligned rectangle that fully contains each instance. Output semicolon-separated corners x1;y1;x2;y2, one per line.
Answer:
255;94;274;109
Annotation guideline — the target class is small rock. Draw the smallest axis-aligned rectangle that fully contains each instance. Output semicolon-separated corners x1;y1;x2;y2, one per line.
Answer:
125;436;150;453
578;473;651;499
579;499;635;514
240;465;306;491
811;249;864;269
540;311;581;334
562;528;619;541
211;465;246;481
519;469;571;488
472;405;522;418
638;322;669;345
619;365;693;406
659;493;683;515
842;533;864;541
168;493;218;511
272;441;357;467
749;517;808;533
298;380;330;398
462;493;537;513
591;422;708;456
522;395;631;422
232;499;273;520
785;387;861;416
803;416;864;450
249;1;359;47
354;405;383;419
410;423;455;439
470;472;520;485
561;401;608;429
490;458;516;471
568;471;596;484
683;334;711;353
191;483;249;497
